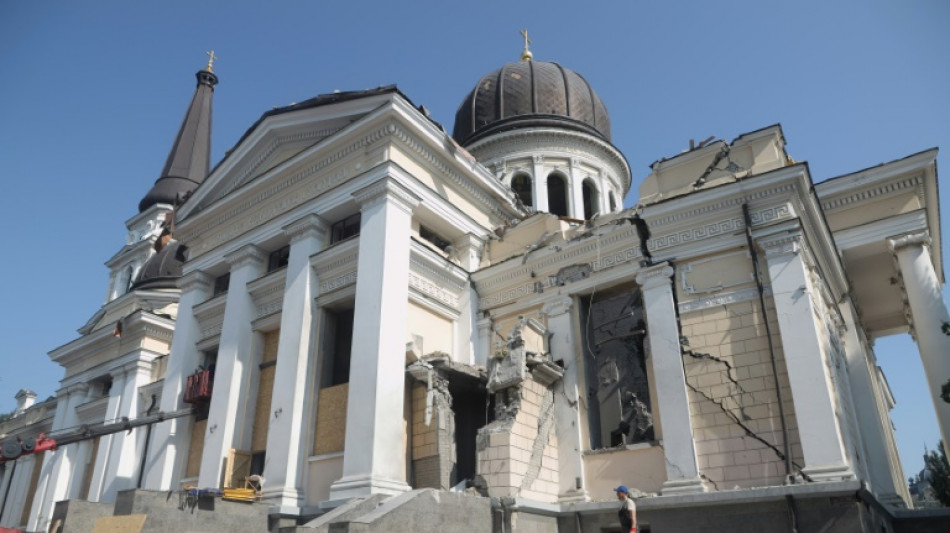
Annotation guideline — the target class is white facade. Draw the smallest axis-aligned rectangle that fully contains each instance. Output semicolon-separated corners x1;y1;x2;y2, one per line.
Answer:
1;61;948;533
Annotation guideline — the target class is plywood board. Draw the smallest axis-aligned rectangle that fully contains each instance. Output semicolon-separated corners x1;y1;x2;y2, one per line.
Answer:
90;514;147;533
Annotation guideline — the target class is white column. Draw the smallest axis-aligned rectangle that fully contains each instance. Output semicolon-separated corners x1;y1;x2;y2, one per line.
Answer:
637;263;707;494
100;361;152;501
0;463;12;525
453;234;485;366
144;271;213;489
261;214;328;511
760;233;854;481
328;178;419;501
1;454;35;528
890;233;950;459
569;158;584;219
476;317;493;369
29;384;89;531
542;295;589;502
838;301;905;507
87;369;127;501
532;155;548;212
199;245;266;489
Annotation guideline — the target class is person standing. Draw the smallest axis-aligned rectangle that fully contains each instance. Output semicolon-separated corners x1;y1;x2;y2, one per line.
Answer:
615;485;637;533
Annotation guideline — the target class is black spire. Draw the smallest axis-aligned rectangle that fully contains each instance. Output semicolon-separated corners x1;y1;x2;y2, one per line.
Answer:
138;62;217;212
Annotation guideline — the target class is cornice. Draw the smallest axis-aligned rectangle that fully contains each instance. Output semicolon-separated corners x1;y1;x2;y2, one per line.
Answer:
819;174;923;213
217;126;346;201
180;113;520;259
311;237;359;277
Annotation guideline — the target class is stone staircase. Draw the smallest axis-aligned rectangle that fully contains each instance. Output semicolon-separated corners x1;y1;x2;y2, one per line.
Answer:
285;489;490;533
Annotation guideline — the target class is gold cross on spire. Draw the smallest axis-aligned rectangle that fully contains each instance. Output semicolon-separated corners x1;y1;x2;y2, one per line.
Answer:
520;29;533;62
205;50;218;73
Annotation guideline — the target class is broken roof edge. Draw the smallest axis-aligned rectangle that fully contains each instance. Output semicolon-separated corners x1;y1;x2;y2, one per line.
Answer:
649;124;785;171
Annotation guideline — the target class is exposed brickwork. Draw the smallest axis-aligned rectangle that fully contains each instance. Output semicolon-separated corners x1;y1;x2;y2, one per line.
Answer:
680;298;803;488
477;374;559;501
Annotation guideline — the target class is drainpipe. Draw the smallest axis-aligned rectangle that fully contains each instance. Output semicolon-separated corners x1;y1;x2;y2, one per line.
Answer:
742;204;798;533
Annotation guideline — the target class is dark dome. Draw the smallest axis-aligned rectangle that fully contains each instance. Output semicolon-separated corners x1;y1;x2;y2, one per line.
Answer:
131;241;186;291
452;61;611;146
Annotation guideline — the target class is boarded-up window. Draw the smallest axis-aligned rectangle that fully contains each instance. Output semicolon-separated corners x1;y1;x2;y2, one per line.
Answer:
80;437;101;499
185;419;207;479
251;330;280;454
312;383;348;455
20;455;44;526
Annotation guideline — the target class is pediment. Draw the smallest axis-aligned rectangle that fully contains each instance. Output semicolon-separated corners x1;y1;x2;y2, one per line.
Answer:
180;91;396;219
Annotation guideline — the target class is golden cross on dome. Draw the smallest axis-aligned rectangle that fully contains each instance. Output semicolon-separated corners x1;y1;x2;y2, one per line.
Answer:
205;50;218;73
520;29;533;62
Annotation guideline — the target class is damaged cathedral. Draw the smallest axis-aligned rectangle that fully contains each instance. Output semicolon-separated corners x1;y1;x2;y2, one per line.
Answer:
2;41;950;533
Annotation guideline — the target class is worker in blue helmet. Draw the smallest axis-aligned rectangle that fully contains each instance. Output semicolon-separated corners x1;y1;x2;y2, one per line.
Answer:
615;485;637;532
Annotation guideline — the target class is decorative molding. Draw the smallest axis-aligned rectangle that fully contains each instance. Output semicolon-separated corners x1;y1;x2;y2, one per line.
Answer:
225;244;266;270
678;286;769;314
468;128;630;193
888;232;931;253
540;296;573;317
321;271;357;293
635;264;675;290
283;213;329;245
352;176;420;214
217;127;345;200
178;271;213;293
408;272;458;308
248;269;286;320
759;233;803;258
649;187;795;229
820;174;923;212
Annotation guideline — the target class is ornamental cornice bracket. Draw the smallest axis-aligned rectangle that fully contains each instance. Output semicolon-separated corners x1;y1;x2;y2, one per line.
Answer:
283;213;329;245
635;263;675;290
888;231;931;253
540;295;574;318
353;176;421;214
225;244;266;270
758;233;803;258
178;270;214;293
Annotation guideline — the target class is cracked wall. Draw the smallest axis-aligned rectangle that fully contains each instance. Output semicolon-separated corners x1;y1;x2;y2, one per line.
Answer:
410;379;457;490
680;298;804;488
476;375;559;501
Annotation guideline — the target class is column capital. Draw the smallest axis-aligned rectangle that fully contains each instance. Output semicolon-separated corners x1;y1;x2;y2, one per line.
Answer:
453;233;486;254
283;213;329;245
353;177;420;214
888;232;931;253
541;295;574;318
636;263;675;290
178;270;213;292
224;244;266;270
759;233;803;258
56;383;90;399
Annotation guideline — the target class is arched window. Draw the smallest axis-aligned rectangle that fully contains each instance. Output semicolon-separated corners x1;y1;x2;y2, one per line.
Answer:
511;173;533;208
582;179;600;220
609;191;617;212
547;172;569;217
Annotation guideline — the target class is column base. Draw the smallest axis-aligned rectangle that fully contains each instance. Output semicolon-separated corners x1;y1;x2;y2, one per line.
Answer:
557;489;590;503
327;474;411;505
801;463;855;483
661;477;708;495
260;486;304;514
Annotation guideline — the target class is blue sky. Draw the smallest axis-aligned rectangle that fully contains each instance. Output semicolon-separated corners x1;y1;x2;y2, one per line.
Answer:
1;1;947;478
